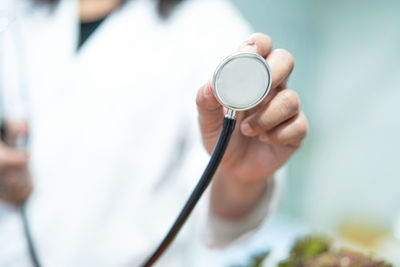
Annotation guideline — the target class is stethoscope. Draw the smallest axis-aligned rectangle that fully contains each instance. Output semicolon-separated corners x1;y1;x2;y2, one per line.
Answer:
143;52;272;266
11;51;272;267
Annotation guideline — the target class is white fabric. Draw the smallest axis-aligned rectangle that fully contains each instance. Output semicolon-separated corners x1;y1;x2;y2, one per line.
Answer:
203;172;281;248
0;0;280;266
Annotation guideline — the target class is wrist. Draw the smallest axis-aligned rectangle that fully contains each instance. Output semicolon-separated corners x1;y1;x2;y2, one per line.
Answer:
216;169;268;196
210;170;269;219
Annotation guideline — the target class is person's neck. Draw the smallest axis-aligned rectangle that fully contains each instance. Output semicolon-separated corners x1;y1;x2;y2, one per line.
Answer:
79;0;123;23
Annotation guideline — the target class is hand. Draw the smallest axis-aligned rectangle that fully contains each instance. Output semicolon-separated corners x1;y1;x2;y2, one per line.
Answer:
0;121;32;205
196;33;308;218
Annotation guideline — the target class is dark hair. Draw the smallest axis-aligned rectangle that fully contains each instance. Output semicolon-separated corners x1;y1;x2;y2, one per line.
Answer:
34;0;185;18
157;0;184;17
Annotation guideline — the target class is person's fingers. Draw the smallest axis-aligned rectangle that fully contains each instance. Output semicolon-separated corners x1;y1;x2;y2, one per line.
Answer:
237;33;273;58
0;168;33;205
3;120;29;147
4;120;29;137
241;89;300;136
267;49;295;90
239;48;295;125
0;121;31;205
196;80;225;146
0;144;29;169
259;111;308;147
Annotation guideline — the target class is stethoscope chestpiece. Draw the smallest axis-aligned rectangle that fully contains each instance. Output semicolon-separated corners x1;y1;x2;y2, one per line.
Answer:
212;52;272;112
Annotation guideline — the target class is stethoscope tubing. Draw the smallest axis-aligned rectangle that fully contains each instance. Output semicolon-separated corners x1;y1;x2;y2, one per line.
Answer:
142;115;236;266
21;205;42;267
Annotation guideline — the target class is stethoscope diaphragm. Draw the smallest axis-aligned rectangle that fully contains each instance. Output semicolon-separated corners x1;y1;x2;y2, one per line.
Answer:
212;52;272;111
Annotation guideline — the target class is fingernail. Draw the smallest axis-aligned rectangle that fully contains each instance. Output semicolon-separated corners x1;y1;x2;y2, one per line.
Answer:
239;40;257;53
242;44;257;53
241;122;255;136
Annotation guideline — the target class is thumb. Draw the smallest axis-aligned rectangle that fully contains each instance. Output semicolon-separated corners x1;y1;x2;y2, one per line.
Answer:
196;79;225;147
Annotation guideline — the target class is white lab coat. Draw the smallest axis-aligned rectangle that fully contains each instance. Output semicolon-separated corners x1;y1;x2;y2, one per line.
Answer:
0;0;278;266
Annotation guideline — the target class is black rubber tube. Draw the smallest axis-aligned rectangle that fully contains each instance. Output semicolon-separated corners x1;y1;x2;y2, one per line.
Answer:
21;206;42;267
142;117;236;266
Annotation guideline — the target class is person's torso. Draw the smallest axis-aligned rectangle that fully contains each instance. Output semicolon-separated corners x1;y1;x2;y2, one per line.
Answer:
0;0;251;265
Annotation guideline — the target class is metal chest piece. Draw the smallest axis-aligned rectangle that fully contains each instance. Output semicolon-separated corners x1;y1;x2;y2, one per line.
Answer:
212;52;272;113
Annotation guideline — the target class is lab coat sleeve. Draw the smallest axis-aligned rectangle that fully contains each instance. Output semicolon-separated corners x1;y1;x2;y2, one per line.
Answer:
202;169;284;247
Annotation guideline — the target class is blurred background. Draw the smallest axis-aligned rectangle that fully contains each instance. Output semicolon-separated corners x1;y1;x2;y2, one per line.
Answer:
225;0;400;265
